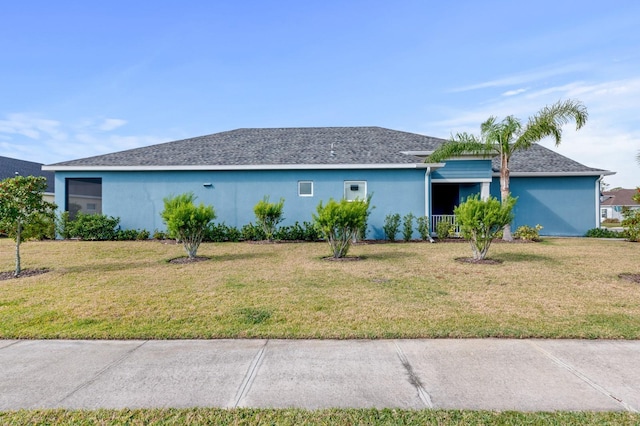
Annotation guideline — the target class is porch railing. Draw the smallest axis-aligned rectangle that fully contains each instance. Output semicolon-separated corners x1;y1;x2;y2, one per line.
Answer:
431;215;460;236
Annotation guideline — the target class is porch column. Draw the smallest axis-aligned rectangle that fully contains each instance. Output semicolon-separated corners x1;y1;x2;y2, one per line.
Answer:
424;168;431;217
480;181;490;200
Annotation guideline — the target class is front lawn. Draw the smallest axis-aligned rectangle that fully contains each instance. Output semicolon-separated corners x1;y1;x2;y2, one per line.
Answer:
1;238;639;339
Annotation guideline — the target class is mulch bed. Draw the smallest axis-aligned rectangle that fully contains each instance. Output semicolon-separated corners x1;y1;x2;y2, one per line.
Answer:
455;257;503;265
0;268;50;281
167;256;210;264
322;256;362;262
619;273;640;284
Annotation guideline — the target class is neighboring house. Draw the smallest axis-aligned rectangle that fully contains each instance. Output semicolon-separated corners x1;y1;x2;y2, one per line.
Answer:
0;155;55;203
601;189;640;221
43;127;613;238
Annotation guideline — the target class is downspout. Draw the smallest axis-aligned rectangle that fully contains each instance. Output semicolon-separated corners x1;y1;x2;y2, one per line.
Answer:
596;175;604;229
425;167;435;243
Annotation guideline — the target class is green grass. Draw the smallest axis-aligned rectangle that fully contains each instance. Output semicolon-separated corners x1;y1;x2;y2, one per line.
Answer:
1;408;638;425
1;238;639;339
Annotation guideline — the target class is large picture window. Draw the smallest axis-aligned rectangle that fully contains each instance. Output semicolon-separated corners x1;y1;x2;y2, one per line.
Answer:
66;178;102;219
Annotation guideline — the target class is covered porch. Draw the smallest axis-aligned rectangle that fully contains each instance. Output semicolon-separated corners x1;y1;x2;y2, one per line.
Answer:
429;181;491;236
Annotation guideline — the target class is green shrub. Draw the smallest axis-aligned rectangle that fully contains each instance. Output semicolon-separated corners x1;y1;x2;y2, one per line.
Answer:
161;193;216;259
622;209;640;242
402;213;415;242
313;197;370;258
513;224;543;241
454;194;516;260
435;221;454;240
115;229;138;241
22;212;56;240
240;223;266;241
152;229;168;240
383;213;401;242
416;216;431;240
205;223;241;242
56;211;73;239
274;221;320;241
253;196;285;241
584;228;625;238
115;228;150;241
68;213;120;241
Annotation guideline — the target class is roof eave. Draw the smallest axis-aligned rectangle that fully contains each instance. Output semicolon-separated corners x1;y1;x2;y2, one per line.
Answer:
494;171;616;177
43;163;446;172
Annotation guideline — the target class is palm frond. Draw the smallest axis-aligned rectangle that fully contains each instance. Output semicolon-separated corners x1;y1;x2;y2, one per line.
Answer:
517;99;588;148
426;133;493;162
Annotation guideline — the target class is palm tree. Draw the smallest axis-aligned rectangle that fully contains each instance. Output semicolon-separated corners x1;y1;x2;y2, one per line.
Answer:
428;99;588;241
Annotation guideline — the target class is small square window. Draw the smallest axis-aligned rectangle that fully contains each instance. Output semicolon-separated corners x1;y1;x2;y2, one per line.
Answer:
344;181;366;201
299;181;313;197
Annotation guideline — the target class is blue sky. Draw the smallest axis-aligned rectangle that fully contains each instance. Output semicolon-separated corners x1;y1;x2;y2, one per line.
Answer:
1;1;638;187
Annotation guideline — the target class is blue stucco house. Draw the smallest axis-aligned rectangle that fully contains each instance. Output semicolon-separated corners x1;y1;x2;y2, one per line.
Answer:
43;127;613;238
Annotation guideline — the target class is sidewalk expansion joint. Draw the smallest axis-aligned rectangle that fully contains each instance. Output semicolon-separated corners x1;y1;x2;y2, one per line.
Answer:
57;340;149;405
528;340;638;413
394;341;433;408
0;340;23;351
231;339;268;408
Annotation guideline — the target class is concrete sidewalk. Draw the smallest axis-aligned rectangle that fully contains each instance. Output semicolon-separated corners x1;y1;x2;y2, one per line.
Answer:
1;339;639;412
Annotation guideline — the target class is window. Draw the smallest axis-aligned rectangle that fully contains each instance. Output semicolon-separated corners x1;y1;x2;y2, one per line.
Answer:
344;180;366;201
66;178;102;219
601;208;608;219
298;181;313;197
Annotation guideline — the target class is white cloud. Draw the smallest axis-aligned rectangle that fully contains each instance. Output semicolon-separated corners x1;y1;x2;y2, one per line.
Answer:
449;63;590;93
98;118;127;131
502;88;527;97
0;113;164;164
0;113;66;141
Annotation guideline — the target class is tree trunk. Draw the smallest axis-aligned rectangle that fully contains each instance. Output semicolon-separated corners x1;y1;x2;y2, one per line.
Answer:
14;222;22;277
500;154;513;242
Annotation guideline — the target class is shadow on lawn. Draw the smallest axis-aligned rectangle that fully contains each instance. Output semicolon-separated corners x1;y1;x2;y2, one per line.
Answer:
211;252;277;262
493;252;556;263
359;251;419;261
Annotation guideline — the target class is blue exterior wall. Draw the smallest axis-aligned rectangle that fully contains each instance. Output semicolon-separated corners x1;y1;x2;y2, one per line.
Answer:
490;176;598;236
55;168;429;240
431;159;493;180
53;166;600;239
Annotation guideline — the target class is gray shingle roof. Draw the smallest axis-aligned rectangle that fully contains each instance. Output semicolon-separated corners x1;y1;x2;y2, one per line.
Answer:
0;156;55;192
495;144;609;174
46;126;609;175
49;127;445;167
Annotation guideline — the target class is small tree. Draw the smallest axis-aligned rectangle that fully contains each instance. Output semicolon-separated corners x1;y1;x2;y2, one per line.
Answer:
161;193;216;259
313;197;370;258
454;194;516;260
0;176;56;276
253;196;285;241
